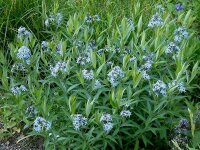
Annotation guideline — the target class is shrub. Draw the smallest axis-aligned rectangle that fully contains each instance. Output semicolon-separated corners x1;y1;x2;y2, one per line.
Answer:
0;1;200;150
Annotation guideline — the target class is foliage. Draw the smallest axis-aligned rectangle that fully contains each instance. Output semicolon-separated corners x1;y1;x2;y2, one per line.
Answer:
0;0;200;149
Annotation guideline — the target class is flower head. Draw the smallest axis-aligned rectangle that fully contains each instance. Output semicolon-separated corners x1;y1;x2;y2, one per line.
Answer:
120;110;131;118
103;122;113;133
94;80;101;89
174;27;188;43
72;114;87;131
50;61;67;77
17;46;31;64
76;53;91;65
11;85;27;95
153;80;167;96
107;66;124;87
82;69;94;80
17;26;31;39
148;13;164;28
45;13;63;28
33;117;51;132
41;41;50;51
100;113;112;123
176;3;184;11
165;42;180;54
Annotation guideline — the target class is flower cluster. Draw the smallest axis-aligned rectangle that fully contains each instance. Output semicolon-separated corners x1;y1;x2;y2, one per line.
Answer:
75;40;84;48
174;27;188;43
26;105;38;117
45;13;63;28
11;63;26;72
56;41;63;55
97;47;109;55
94;80;102;89
107;66;124;87
171;118;189;149
126;18;134;27
168;80;186;93
153;80;167;96
139;53;154;80
17;46;31;64
76;53;91;65
165;42;180;54
82;69;94;80
17;26;31;39
100;113;113;133
33;117;51;132
72;114;87;131
86;40;96;52
120;110;131;118
148;13;164;28
157;4;165;13
50;61;67;77
11;85;27;95
130;56;137;62
84;14;100;23
41;41;50;51
175;3;184;11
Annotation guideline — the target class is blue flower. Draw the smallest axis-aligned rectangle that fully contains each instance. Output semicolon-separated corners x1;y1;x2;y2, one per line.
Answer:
175;3;184;11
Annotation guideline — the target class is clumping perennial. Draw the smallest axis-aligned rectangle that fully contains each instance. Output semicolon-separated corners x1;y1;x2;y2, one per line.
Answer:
174;27;189;43
107;66;124;87
82;69;94;80
165;42;180;54
17;26;31;39
17;46;31;64
120;110;132;118
148;13;164;28
33;117;51;132
11;85;27;95
72;114;87;131
50;61;67;77
153;80;167;96
76;53;91;65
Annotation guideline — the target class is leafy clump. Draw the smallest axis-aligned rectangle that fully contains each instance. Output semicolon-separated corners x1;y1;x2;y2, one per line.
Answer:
0;1;200;150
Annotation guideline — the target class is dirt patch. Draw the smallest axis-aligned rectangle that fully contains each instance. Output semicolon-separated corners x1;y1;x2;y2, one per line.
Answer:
0;134;44;150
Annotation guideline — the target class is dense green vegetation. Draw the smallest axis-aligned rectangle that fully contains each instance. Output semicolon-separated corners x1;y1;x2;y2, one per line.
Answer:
0;0;200;149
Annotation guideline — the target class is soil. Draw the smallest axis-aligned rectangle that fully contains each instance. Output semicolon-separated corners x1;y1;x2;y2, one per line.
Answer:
0;134;44;150
0;120;44;150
